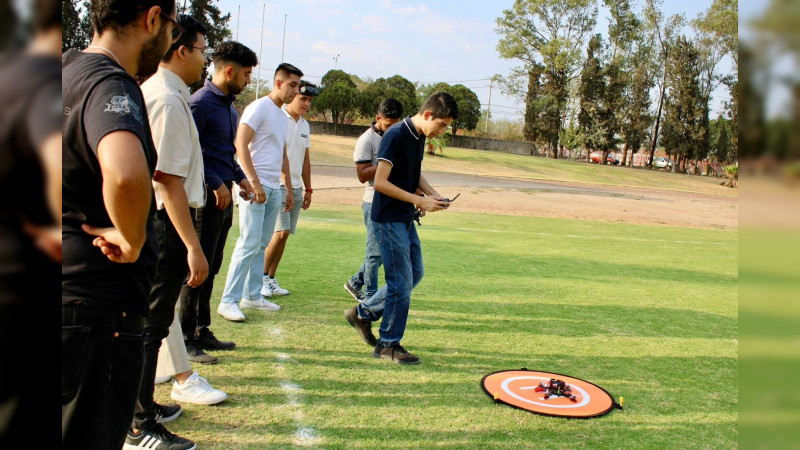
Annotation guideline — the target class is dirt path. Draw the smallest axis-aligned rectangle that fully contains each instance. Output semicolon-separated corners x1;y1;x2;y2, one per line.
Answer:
310;164;738;230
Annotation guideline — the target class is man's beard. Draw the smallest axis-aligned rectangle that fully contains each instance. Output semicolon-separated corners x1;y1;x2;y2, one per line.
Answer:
137;25;168;77
227;79;243;95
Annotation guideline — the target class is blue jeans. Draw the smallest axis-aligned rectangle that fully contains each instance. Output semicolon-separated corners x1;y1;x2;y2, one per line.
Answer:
349;201;382;298
221;185;282;304
357;221;423;347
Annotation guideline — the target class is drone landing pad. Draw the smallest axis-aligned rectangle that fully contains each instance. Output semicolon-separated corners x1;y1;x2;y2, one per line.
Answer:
481;369;619;418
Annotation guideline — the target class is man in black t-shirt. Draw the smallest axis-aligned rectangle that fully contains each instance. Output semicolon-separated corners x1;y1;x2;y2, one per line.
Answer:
61;1;187;449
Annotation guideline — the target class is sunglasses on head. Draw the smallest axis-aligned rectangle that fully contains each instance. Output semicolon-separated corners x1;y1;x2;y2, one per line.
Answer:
299;82;319;97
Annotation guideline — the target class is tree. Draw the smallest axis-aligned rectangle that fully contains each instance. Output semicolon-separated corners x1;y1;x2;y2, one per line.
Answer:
358;75;418;119
313;69;359;129
660;36;706;172
642;0;685;167
578;35;609;156
182;0;232;91
496;0;597;158
621;40;655;160
416;82;480;136
62;0;91;51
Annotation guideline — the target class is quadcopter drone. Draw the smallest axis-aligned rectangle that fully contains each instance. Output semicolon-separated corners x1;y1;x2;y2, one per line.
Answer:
535;378;578;402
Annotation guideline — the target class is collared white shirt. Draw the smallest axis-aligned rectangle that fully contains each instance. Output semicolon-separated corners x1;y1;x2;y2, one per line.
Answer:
141;66;205;209
282;105;310;189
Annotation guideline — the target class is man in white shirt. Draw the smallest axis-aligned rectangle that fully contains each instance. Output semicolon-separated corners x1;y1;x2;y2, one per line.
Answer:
260;81;319;300
217;63;302;321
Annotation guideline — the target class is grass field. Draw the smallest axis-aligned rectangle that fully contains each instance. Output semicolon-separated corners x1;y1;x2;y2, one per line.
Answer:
155;202;738;448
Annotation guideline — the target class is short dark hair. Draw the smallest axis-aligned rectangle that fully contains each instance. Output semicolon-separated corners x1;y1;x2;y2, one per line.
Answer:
378;98;403;119
162;14;207;62
212;40;258;68
90;0;176;35
34;0;60;31
419;92;459;120
275;62;303;79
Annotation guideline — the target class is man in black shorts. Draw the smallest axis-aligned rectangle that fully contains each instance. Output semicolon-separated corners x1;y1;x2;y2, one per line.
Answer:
61;1;183;448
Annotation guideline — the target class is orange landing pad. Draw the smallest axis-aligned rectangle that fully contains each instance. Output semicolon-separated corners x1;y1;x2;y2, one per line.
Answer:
481;369;619;418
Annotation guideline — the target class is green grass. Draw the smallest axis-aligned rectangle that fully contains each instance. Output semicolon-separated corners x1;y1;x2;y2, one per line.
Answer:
155;203;737;448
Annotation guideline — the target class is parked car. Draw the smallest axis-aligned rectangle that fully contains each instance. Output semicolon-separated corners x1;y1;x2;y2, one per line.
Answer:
654;156;674;169
589;151;620;165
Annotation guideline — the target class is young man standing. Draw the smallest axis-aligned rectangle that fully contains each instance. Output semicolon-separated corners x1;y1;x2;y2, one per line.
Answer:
126;15;226;450
344;92;458;365
62;1;178;447
217;63;302;322
180;41;256;363
344;98;403;304
260;80;319;300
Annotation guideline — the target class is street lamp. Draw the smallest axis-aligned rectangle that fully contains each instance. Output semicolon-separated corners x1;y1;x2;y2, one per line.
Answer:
333;54;339;69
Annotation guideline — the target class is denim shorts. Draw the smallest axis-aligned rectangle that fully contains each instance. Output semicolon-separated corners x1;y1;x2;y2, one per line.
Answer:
274;187;304;234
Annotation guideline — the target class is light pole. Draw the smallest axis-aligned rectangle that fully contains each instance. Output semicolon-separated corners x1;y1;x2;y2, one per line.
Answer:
281;14;287;62
333;54;339;69
255;3;265;99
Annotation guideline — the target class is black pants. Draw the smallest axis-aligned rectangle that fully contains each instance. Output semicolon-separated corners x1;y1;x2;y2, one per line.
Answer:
179;183;233;341
133;208;193;430
62;303;145;449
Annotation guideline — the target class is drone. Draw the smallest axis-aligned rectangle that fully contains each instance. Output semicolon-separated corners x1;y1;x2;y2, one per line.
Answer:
535;378;578;402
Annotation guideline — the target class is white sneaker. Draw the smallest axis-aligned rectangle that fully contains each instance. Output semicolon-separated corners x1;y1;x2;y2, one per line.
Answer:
260;276;273;298
170;371;227;405
267;277;289;296
217;302;246;322
154;374;172;384
241;297;281;311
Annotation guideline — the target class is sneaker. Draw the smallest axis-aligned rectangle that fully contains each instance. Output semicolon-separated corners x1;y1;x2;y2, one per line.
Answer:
259;277;274;298
196;329;236;350
170;371;228;405
154;402;181;424
344;307;377;346
266;277;290;296
372;344;420;365
185;341;218;365
217;302;246;322
241;297;281;311
123;424;196;450
344;281;363;302
154;374;172;384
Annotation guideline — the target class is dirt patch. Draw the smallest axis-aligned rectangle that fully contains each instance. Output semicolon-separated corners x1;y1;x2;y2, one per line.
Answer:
311;165;738;230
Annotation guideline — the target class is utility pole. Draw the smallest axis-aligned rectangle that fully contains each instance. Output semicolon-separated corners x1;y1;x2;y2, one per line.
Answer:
333;54;339;69
255;3;265;99
236;5;240;40
281;14;287;62
485;77;493;133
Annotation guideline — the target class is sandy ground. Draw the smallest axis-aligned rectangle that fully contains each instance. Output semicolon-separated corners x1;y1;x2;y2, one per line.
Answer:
310;164;738;230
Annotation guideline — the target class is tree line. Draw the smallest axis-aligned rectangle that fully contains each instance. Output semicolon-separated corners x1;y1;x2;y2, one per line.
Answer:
496;0;738;172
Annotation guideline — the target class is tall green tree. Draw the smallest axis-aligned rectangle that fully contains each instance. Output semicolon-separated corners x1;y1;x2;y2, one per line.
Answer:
643;0;685;167
578;35;610;156
62;0;91;51
621;40;655;160
182;0;232;49
358;75;418;119
313;69;358;129
496;0;597;157
417;82;481;136
660;36;707;171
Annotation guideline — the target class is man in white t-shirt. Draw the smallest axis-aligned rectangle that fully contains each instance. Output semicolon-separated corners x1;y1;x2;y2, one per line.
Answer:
344;98;403;304
260;81;319;300
217;63;302;322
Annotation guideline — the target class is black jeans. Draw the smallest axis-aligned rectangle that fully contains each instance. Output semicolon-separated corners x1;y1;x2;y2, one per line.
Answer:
133;208;193;430
62;303;145;450
180;183;233;341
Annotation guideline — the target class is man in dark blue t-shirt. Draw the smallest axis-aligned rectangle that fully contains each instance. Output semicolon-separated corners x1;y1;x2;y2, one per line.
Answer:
344;92;459;364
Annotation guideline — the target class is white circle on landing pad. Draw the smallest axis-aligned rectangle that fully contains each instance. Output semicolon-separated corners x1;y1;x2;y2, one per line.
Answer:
500;376;590;408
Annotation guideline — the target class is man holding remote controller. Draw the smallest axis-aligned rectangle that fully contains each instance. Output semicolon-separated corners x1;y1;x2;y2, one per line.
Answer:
344;92;459;365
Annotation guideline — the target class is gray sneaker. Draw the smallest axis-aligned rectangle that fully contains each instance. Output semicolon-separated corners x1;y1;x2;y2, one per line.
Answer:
344;281;364;302
185;341;218;365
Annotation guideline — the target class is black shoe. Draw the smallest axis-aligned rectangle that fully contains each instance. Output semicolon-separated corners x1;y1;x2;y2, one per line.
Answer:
344;307;377;346
123;424;196;450
372;344;420;365
196;329;236;350
185;341;218;365
154;402;182;424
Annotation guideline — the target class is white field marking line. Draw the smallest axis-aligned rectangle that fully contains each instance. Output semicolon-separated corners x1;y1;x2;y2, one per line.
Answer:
304;216;733;246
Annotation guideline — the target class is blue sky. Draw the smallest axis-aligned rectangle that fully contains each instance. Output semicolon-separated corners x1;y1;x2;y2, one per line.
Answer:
214;0;732;120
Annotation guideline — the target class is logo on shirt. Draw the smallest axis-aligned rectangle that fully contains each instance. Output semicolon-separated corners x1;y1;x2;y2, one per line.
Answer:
104;94;142;123
300;134;308;138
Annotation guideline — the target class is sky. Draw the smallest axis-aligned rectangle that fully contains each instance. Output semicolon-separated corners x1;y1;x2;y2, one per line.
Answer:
214;0;732;120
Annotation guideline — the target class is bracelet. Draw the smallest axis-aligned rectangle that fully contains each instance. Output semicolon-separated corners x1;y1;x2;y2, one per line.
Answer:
305;188;313;193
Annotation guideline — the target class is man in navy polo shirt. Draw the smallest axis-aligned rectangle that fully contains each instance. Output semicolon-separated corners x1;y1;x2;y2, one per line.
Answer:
178;41;256;363
344;92;458;365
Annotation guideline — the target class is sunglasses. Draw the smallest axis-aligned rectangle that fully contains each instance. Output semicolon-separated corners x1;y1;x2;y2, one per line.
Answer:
299;83;319;97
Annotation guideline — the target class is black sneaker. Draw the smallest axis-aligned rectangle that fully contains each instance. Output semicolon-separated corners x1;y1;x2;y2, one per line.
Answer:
344;307;377;346
344;281;364;302
372;344;420;365
196;329;236;350
123;424;196;450
154;402;182;424
185;341;218;365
